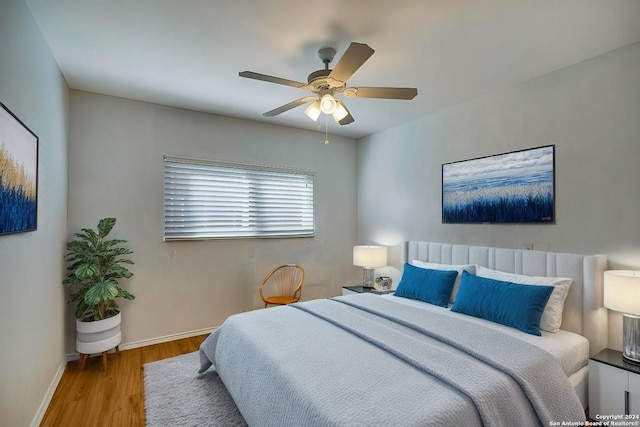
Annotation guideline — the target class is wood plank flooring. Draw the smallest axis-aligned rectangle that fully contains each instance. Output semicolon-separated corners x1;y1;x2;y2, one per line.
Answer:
40;334;207;427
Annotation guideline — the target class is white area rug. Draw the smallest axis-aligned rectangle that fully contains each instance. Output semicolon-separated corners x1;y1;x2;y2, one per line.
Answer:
144;351;247;426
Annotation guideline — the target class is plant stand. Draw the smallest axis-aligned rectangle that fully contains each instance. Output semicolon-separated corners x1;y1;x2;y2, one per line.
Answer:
76;312;122;371
78;346;121;371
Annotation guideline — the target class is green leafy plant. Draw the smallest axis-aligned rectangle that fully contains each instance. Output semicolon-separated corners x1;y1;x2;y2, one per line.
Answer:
64;217;135;320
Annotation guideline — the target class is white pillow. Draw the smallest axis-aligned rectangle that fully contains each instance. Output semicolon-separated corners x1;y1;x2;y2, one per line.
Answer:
475;265;573;334
411;260;476;304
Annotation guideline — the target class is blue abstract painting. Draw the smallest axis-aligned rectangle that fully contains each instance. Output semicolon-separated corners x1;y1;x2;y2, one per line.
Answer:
0;102;38;235
442;145;554;224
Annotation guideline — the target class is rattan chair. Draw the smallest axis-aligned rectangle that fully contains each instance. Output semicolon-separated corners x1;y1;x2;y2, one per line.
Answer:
259;264;305;308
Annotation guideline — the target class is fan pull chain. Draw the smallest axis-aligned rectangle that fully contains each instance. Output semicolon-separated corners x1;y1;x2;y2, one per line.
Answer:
324;115;330;145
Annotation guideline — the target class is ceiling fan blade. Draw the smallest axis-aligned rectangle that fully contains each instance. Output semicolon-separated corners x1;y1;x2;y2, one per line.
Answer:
239;71;313;91
263;96;316;117
328;42;374;83
338;102;354;125
344;87;418;100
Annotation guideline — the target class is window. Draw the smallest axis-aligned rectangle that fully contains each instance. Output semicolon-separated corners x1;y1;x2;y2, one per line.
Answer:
163;156;314;240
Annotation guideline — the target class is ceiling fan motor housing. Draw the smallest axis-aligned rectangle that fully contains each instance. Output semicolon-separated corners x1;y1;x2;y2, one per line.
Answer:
307;69;331;84
308;47;342;90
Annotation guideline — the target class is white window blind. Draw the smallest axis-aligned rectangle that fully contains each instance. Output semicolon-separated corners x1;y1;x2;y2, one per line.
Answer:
164;156;314;240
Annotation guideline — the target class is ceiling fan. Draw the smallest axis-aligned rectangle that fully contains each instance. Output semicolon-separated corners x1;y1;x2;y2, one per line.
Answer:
239;42;418;126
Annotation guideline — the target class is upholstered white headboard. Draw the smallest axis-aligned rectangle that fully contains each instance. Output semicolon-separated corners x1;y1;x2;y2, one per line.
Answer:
404;241;608;356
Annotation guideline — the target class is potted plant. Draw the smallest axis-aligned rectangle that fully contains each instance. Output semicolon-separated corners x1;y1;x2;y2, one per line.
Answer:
64;217;134;367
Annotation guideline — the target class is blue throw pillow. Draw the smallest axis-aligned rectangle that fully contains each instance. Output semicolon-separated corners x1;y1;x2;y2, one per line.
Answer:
451;271;554;336
394;263;458;307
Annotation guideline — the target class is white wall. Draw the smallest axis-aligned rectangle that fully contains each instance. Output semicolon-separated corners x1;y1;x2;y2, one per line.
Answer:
357;42;640;350
68;91;358;352
0;1;69;426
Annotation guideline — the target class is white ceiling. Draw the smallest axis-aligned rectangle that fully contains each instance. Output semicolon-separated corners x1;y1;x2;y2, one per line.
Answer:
26;0;640;139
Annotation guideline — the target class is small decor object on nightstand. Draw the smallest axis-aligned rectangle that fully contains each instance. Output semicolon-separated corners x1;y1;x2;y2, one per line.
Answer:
604;270;640;364
375;276;392;291
353;245;387;288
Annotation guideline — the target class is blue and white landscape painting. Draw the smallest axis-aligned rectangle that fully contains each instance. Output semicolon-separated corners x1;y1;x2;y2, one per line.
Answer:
442;145;554;223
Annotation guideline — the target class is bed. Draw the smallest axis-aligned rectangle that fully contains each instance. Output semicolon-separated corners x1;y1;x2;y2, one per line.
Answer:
199;241;608;426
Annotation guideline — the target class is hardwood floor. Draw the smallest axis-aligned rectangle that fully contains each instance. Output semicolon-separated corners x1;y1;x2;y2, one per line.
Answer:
40;334;208;427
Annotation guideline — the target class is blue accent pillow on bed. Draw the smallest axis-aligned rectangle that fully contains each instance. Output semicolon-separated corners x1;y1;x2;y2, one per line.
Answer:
451;271;554;336
394;263;458;307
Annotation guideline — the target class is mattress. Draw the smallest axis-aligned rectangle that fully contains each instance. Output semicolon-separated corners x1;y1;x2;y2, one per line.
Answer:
382;294;590;378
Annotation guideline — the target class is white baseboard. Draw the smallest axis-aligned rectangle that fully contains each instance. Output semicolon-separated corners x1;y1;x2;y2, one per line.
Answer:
120;326;217;351
65;326;217;361
30;359;67;427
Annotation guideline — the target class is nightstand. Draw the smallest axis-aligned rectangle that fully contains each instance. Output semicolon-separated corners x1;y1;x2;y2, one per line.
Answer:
341;286;394;296
589;348;640;417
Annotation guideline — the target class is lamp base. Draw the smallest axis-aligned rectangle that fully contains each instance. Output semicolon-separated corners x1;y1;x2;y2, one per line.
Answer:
362;267;375;288
623;314;640;365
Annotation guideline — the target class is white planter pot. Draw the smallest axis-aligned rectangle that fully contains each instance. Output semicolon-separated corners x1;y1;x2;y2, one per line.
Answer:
76;312;122;354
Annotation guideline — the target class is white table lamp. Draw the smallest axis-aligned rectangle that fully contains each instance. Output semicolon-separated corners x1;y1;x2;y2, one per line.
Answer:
604;270;640;364
353;245;387;288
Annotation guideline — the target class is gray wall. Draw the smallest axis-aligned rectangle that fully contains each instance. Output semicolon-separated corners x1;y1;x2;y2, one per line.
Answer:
0;1;69;426
67;91;359;352
358;42;640;350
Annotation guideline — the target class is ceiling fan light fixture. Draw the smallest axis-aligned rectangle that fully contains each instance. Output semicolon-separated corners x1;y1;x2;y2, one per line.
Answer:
320;93;337;114
332;101;348;122
304;101;321;121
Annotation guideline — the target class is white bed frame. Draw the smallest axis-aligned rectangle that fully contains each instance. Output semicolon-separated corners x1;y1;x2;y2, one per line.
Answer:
404;241;607;409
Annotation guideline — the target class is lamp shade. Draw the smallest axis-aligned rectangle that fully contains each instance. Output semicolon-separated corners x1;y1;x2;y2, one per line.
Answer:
332;100;348;122
353;245;387;268
304;101;321;121
320;93;337;114
604;270;640;315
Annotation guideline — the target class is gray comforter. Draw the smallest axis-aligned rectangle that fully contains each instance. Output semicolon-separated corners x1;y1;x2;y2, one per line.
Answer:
199;294;585;426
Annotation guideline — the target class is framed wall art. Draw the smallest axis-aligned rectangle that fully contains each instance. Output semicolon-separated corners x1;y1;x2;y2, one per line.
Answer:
0;101;38;235
442;145;555;224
